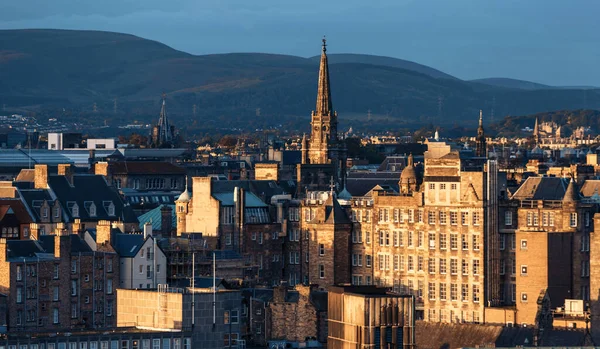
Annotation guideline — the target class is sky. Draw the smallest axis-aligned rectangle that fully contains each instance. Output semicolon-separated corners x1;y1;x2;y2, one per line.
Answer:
1;0;599;86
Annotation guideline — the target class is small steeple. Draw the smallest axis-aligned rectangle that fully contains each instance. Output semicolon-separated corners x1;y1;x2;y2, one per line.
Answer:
434;130;439;141
563;177;579;203
476;110;486;157
315;36;332;117
407;153;414;167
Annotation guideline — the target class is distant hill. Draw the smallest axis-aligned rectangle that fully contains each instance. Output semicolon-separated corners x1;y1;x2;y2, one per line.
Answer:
470;78;553;90
310;53;458;80
1;29;600;132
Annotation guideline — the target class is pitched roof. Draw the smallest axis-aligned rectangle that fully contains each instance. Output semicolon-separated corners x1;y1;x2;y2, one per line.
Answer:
562;178;579;203
48;174;137;222
17;189;53;222
38;234;93;254
108;161;185;175
580;180;600;197
511;176;569;201
213;192;268;208
137;204;177;231
324;197;351;224
111;232;145;257
0;199;33;224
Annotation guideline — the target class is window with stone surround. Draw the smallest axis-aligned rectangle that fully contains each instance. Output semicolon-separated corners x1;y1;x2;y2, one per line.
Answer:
440;284;447;301
439;259;447;274
439;233;447;250
505;211;513;226
439;212;447;225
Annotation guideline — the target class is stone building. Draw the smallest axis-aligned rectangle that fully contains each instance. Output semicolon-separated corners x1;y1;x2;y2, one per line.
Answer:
268;285;328;344
117;287;242;349
175;177;287;285
327;286;416;349
0;223;119;332
501;176;595;326
11;164;138;236
96;161;186;192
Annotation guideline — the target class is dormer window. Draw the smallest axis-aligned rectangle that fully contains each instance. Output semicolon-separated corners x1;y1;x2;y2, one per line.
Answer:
89;203;97;217
71;203;79;217
42;207;48;218
103;201;115;216
53;207;60;219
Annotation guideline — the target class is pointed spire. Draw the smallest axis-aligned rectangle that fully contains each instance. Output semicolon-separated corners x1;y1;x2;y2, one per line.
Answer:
157;92;172;145
177;176;191;203
563;177;579;203
315;37;332;116
479;110;483;127
407;153;414;167
533;117;539;136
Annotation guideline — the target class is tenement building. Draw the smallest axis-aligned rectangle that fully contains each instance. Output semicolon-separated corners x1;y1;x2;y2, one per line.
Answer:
297;138;500;323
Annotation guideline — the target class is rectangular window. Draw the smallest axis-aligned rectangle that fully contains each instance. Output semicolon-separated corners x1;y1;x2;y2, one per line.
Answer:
429;282;436;300
451;284;458;301
500;259;505;275
450;212;458;225
461;284;469;302
440;284;447;301
473;285;480;303
461;234;468;250
462;259;469;275
393;231;399;246
472;235;480;251
542;212;548;226
461;212;469;226
152;340;160;349
450;234;458;250
504;211;513;226
16;287;22;303
570;213;578;227
439;259;447;274
319;265;325;279
549;212;555;226
399;255;405;271
417;231;424;248
71;280;77;296
408;256;414;271
439;234;447;250
53;308;59;324
16;265;22;281
366;255;372;267
107;279;113;294
429;183;435;190
319;244;325;256
499;234;505;250
440;183;446;190
450;259;458;275
394;255;399;270
429;232;435;249
473;259;480;275
439;212;447;225
417;256;423;272
428;258;435;274
533;212;539;226
473;212;481;226
409;209;415;223
428;211;435;225
521;265;528;275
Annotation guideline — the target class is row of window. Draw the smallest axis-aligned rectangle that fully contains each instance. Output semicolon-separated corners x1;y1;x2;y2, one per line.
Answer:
376;231;481;251
426;309;481;324
16;300;114;326
0;338;192;349
524;211;586;228
352;208;482;226
16;262;114;281
374;254;481;275
395;280;480;303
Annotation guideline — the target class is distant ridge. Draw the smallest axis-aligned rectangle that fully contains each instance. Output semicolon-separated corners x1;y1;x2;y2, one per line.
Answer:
310;53;458;80
471;77;600;91
1;28;600;130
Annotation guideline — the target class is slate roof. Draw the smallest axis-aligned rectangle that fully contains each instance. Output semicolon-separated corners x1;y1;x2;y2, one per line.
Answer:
324;197;352;224
108;161;186;175
15;169;35;182
580;180;600;197
213;192;267;208
38;234;93;254
48;174;138;222
111;232;145;257
17;189;54;222
6;240;46;260
211;180;295;202
0;199;33;225
511;176;569;201
137;204;177;231
345;171;400;197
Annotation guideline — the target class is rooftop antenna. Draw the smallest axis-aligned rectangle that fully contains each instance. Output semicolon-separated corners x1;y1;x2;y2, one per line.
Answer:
212;252;216;329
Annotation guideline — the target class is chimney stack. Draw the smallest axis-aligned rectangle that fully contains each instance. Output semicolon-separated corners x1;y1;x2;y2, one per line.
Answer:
34;164;48;189
144;222;153;239
54;225;71;259
96;220;113;251
58;164;74;186
0;238;7;263
160;206;173;236
95;162;109;177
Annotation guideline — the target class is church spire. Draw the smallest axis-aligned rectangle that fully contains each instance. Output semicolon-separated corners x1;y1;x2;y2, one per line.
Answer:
476;109;487;157
158;93;172;143
315;37;332;116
